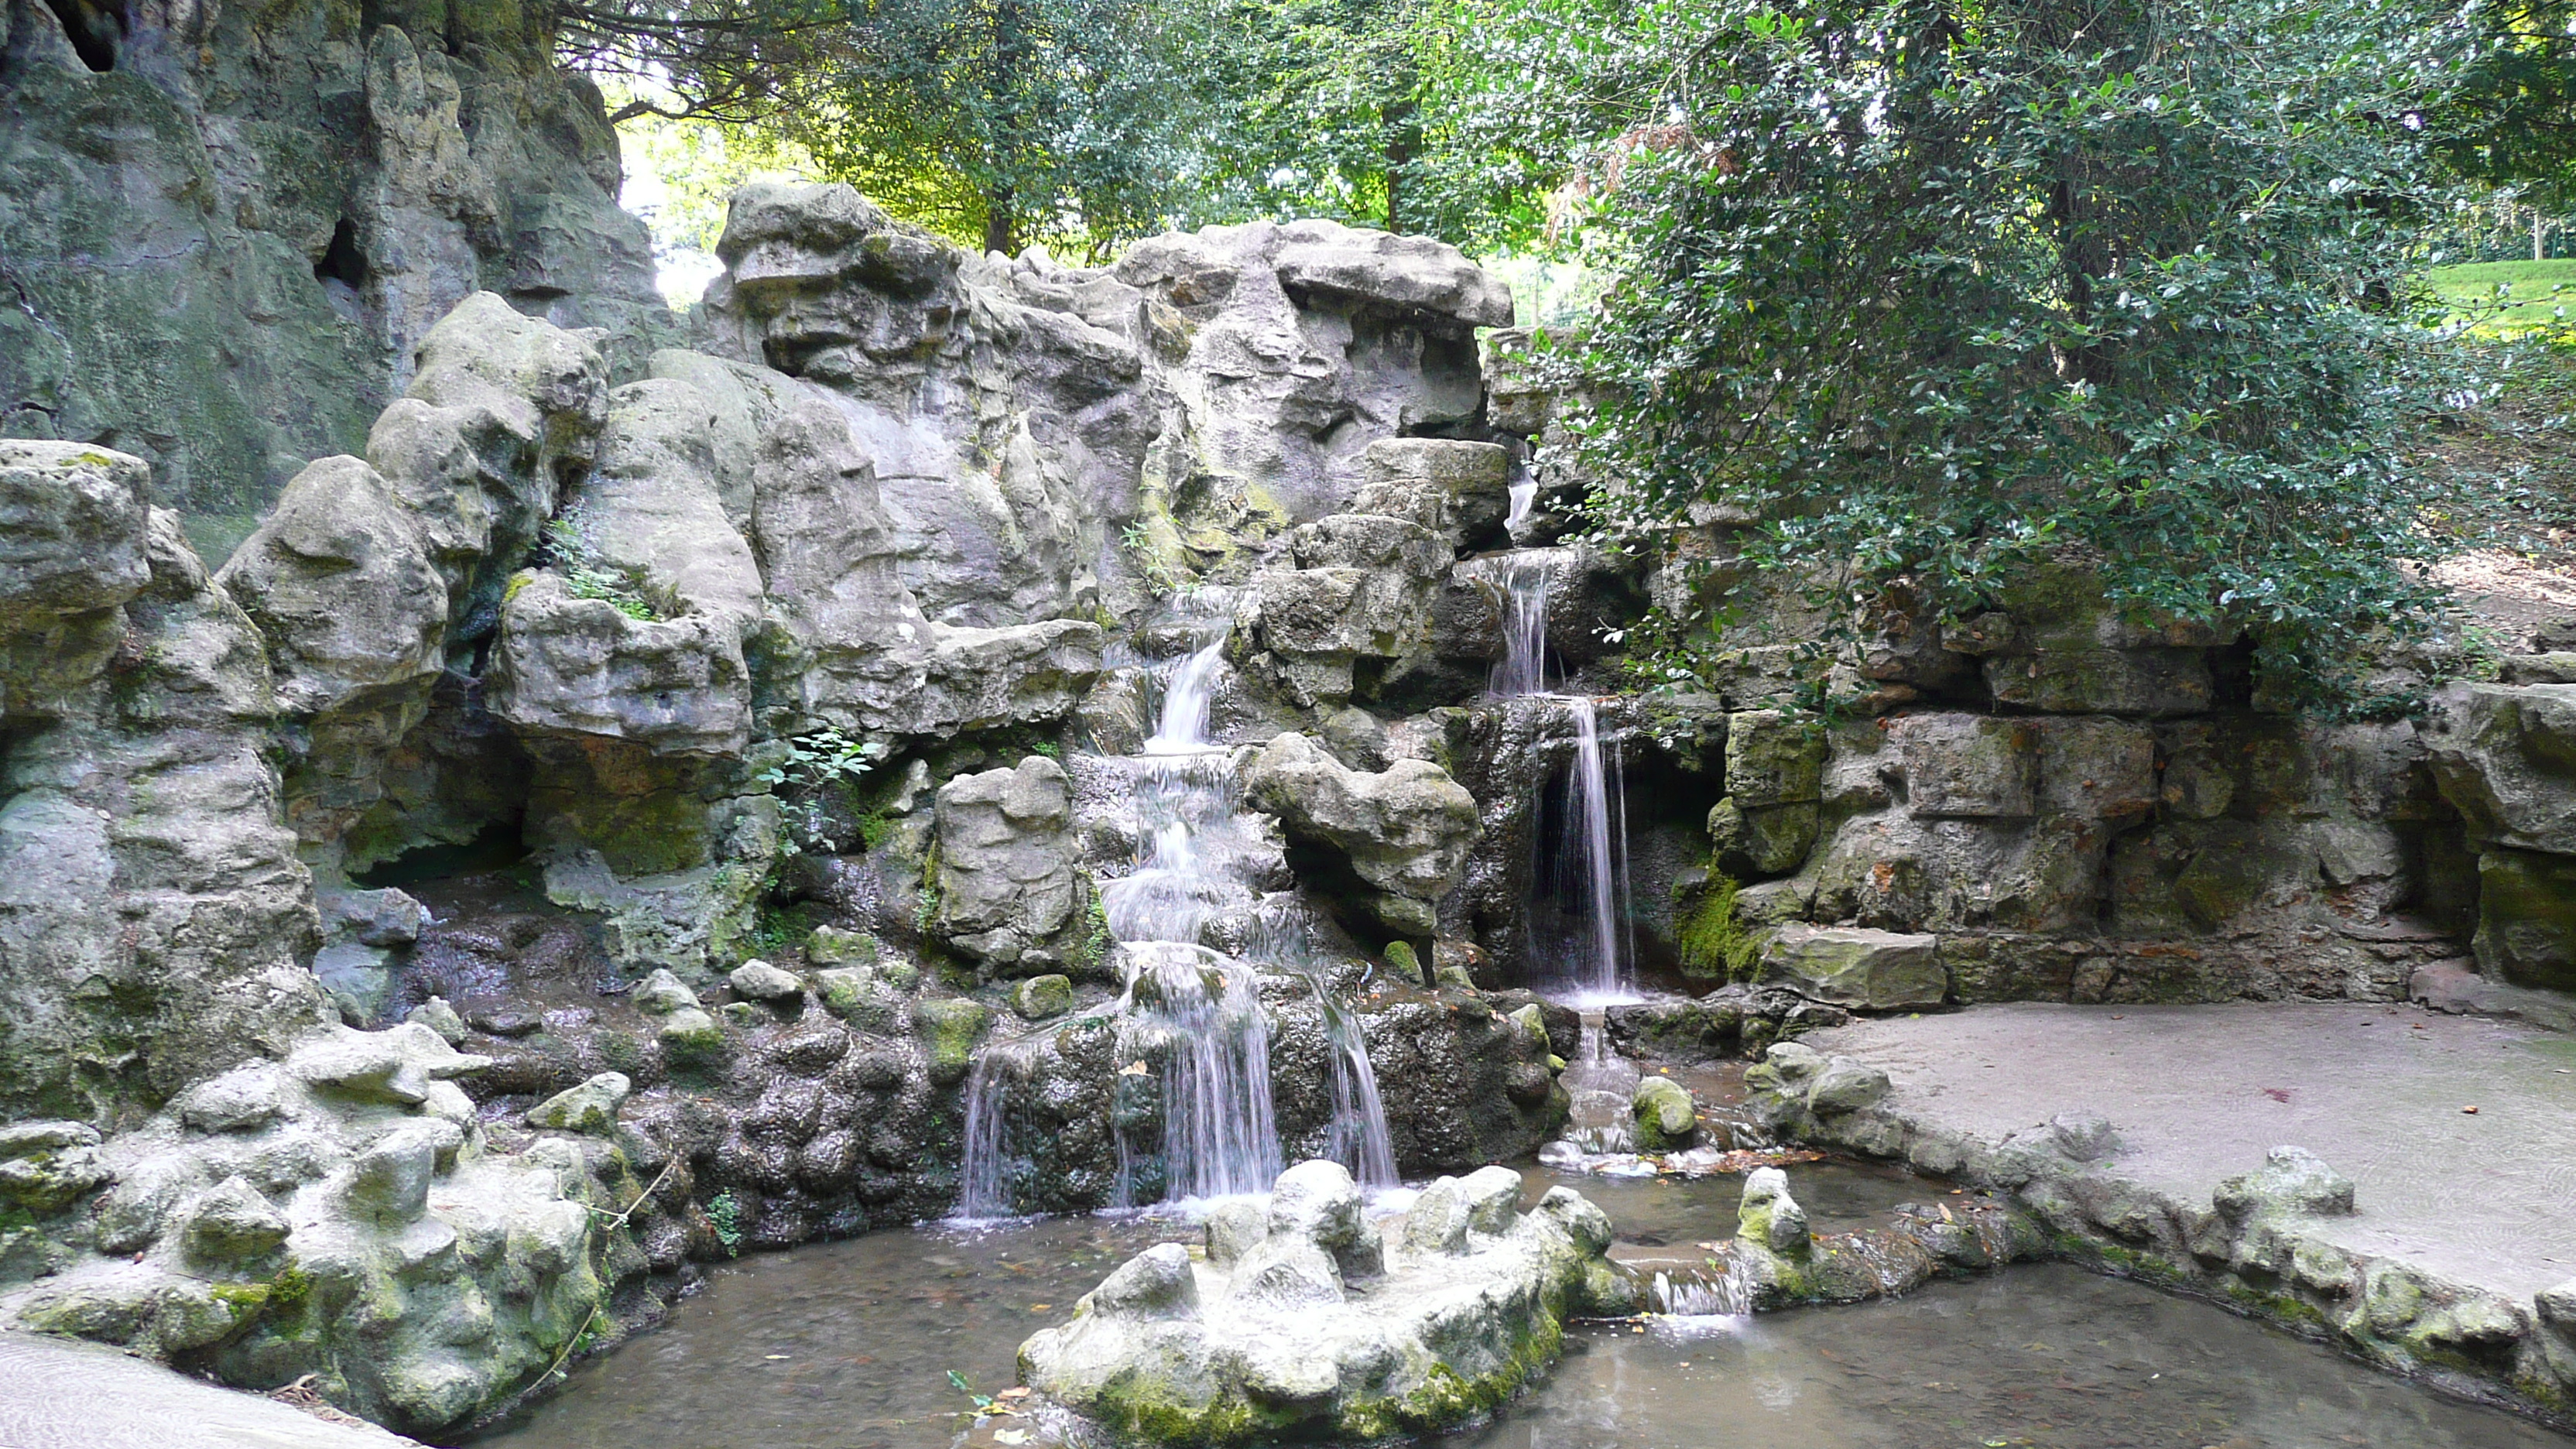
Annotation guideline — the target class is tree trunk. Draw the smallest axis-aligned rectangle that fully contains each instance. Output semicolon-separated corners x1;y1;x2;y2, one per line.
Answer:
1381;98;1420;235
984;190;1017;258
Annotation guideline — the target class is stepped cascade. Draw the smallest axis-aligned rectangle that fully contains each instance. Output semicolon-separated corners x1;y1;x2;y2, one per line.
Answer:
2;19;2574;1441
957;590;1398;1214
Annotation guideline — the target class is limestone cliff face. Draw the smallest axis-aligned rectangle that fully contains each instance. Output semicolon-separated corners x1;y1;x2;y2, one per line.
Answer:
0;0;672;562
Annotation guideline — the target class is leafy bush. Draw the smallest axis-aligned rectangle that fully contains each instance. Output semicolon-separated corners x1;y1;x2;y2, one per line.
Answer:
1464;0;2491;711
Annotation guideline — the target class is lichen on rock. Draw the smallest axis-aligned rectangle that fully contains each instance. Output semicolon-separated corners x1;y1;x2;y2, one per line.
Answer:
1018;1160;1625;1444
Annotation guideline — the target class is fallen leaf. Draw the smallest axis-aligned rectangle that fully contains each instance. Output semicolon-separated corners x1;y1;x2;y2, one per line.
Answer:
1118;1061;1149;1076
1029;1303;1050;1311
764;1354;792;1361
995;1431;1030;1445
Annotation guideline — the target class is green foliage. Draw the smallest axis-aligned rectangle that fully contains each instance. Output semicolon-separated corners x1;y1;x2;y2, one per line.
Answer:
1675;868;1762;982
751;899;818;956
1188;0;1432;231
759;0;1217;256
947;1369;998;1410
705;1190;745;1256
2437;0;2576;211
1499;0;2488;711
540;513;677;623
759;725;892;856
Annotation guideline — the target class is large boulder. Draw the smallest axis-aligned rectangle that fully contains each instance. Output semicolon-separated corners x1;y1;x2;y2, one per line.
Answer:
930;756;1093;973
1245;732;1481;940
1239;512;1451;707
1019;1161;1623;1444
0;441;153;629
2425;683;2576;857
1759;924;1947;1011
211;455;448;721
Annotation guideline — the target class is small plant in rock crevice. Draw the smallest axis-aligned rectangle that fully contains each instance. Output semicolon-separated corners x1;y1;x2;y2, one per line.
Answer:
704;1190;744;1257
536;512;677;622
758;724;892;856
1675;863;1765;982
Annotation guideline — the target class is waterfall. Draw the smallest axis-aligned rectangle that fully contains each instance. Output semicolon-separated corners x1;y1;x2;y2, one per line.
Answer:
1112;942;1281;1204
1474;553;1637;999
1555;695;1636;999
955;1043;1036;1218
1487;552;1553;698
958;587;1396;1213
1244;899;1399;1189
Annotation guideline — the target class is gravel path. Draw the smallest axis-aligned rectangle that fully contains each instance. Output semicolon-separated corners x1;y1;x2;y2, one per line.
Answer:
1806;1001;2576;1300
0;1331;420;1448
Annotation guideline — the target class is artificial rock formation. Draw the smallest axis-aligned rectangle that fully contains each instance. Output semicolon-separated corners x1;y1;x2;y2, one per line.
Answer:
1019;1160;1628;1443
0;440;329;1124
0;0;672;560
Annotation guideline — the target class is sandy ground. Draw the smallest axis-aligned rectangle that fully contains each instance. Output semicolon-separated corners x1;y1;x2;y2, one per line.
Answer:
0;1331;420;1449
1806;1002;2576;1301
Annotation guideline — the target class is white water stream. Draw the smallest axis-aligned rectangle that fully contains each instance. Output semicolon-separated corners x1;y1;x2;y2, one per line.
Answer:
1472;551;1638;1001
957;589;1396;1214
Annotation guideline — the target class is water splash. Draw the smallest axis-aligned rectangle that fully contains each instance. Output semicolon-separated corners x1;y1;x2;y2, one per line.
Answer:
1556;1009;1642;1155
1651;1264;1754;1317
960;587;1395;1213
1112;942;1282;1204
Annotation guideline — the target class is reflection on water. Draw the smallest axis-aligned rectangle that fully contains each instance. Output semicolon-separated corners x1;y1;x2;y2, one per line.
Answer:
1428;1262;2567;1449
478;1166;2571;1449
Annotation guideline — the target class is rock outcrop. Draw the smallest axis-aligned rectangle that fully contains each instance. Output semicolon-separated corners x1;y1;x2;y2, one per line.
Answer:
2;1021;661;1437
1019;1160;1627;1443
0;0;672;559
1245;732;1482;944
0;441;329;1124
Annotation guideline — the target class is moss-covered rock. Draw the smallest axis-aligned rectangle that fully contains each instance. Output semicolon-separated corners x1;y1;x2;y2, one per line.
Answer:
1631;1075;1697;1151
911;998;993;1086
1019;1160;1625;1444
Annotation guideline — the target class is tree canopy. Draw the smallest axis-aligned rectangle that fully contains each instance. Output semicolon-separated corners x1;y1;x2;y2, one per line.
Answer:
562;0;2571;707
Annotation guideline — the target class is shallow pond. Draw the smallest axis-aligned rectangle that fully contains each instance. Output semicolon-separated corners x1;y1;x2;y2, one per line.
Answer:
478;1163;2571;1449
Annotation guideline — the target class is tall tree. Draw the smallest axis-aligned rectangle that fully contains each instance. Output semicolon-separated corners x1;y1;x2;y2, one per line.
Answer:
1194;0;1432;232
762;0;1211;257
1466;0;2477;707
2440;0;2576;210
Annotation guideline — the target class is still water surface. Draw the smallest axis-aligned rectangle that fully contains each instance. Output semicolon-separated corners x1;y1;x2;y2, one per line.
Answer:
479;1163;2571;1449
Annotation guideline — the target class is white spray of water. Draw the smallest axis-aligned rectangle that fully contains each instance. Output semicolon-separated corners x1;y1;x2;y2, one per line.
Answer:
1471;553;1637;1000
960;586;1397;1212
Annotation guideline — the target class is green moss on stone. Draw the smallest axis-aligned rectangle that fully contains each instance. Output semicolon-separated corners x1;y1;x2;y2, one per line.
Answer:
1675;864;1766;981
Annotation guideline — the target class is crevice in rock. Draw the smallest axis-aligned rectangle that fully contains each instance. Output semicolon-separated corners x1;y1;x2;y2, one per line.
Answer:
40;0;121;71
312;218;368;293
349;820;529;891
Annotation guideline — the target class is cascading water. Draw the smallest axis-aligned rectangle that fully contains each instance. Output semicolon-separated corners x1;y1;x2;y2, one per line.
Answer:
1549;1009;1641;1157
957;587;1397;1214
1470;551;1637;1001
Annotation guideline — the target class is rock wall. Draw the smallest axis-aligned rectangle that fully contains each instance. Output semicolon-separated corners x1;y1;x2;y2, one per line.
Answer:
1472;357;2576;1021
0;0;672;561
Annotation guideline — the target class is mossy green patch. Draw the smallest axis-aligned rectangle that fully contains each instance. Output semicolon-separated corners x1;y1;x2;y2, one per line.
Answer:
1675;863;1765;981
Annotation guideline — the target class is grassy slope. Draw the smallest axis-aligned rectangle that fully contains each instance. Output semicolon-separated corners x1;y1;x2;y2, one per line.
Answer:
2428;259;2576;336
